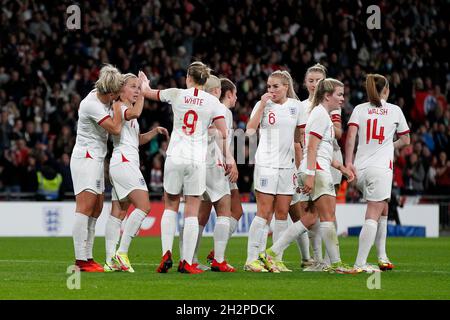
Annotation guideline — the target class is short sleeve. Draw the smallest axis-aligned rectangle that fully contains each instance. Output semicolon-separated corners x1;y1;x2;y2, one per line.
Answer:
396;107;410;136
308;109;327;139
297;101;305;126
250;101;262;120
348;106;360;129
211;102;226;122
85;101;110;125
121;105;129;121
159;88;180;103
330;109;342;123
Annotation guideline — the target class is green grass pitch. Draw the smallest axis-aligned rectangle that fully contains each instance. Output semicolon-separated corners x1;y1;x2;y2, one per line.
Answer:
0;236;449;300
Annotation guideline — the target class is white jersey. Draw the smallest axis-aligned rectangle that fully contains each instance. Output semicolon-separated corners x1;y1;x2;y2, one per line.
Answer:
348;100;409;170
300;104;335;172
206;105;233;168
110;104;140;167
298;99;312;129
72;90;111;161
251;98;304;168
159;87;226;163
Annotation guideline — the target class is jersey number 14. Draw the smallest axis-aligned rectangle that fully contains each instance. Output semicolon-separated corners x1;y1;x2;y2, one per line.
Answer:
366;119;385;144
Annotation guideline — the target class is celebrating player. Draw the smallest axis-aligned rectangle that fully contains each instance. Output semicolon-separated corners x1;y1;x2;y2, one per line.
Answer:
244;70;303;272
70;64;124;272
345;74;410;273
103;73;169;272
140;62;231;274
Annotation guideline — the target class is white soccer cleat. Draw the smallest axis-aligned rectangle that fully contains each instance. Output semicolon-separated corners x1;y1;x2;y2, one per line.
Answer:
303;261;329;272
353;264;381;274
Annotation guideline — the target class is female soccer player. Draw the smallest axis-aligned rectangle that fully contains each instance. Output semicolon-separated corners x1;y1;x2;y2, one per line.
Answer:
70;64;124;272
140;62;231;274
261;78;355;274
244;70;303;272
346;74;410;273
184;75;238;272
103;73;169;272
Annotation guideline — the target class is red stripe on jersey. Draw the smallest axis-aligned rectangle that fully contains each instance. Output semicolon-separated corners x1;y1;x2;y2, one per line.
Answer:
316;162;323;170
194;88;199;96
331;114;342;122
297;124;306;128
98;115;111;125
85;151;93;159
124;109;129;121
389;160;393;170
348;122;359;128
309;131;323;139
212;116;225;122
156;90;161;101
397;129;410;136
121;154;130;162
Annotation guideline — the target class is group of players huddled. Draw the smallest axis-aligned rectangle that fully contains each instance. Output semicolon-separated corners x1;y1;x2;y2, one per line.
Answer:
70;60;410;274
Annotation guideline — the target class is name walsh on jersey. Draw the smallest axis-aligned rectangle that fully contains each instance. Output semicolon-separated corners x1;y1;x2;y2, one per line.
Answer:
368;108;388;115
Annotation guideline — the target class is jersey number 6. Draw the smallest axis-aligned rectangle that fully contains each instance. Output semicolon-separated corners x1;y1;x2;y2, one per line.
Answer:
268;112;276;125
182;110;198;135
366;119;385;144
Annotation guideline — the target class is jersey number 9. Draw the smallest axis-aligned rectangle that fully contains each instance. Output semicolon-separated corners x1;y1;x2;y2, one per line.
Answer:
182;110;198;135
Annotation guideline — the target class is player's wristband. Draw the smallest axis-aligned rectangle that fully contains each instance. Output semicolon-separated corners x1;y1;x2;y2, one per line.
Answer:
304;168;316;176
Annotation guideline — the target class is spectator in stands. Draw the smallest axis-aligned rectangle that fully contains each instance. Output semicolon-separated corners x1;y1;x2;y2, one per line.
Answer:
436;152;450;194
404;153;425;194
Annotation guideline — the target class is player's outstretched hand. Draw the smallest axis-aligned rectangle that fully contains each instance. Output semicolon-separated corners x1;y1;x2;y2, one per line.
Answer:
138;71;150;93
302;175;314;195
155;126;170;140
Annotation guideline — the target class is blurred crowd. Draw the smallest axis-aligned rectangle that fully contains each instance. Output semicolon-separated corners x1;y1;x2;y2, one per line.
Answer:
0;0;449;200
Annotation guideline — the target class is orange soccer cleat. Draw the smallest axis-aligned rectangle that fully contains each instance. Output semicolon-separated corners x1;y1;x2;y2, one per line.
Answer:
211;259;236;272
156;250;173;273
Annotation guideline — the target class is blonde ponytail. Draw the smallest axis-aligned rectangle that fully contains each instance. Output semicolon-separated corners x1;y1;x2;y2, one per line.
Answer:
270;70;299;100
310;78;344;111
366;74;388;107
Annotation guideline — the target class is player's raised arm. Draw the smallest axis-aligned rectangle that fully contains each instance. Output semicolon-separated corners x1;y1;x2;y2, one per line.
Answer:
246;92;272;135
139;71;160;101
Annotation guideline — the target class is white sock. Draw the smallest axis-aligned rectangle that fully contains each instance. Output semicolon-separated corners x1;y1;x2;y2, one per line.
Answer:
309;219;323;262
320;221;341;264
375;216;388;260
214;216;230;263
296;231;311;261
178;221;184;261
228;217;239;239
246;216;267;263
192;225;204;264
355;219;378;266
86;217;97;260
161;209;177;255
72;212;89;261
105;215;122;263
118;208;147;254
272;220;308;257
182;217;199;265
259;224;270;254
273;219;288;260
323;220;337;265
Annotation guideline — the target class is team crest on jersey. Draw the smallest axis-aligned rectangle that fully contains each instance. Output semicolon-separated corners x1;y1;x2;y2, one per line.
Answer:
139;178;146;186
289;107;297;116
260;178;268;187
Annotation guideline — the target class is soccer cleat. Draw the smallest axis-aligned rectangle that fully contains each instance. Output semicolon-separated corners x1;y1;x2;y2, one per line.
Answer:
303;261;329;272
353;264;381;274
113;252;135;273
259;251;280;273
301;258;315;268
103;260;121;272
195;263;211;271
325;261;357;274
211;259;236;272
178;260;204;274
157;250;173;273
243;259;269;272
206;250;215;264
75;260;104;272
378;258;394;271
87;259;103;269
274;260;292;272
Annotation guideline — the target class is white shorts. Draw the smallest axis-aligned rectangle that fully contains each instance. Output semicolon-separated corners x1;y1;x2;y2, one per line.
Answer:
70;156;105;195
297;170;335;202
203;165;231;203
163;156;206;196
356;167;392;202
110;162;148;201
254;165;296;195
331;149;343;186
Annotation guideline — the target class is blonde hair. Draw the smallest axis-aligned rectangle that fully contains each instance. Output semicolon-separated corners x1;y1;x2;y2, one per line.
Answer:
204;75;221;93
95;64;124;95
122;73;137;84
305;63;327;77
311;78;344;110
187;61;211;86
269;70;299;100
366;74;389;107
